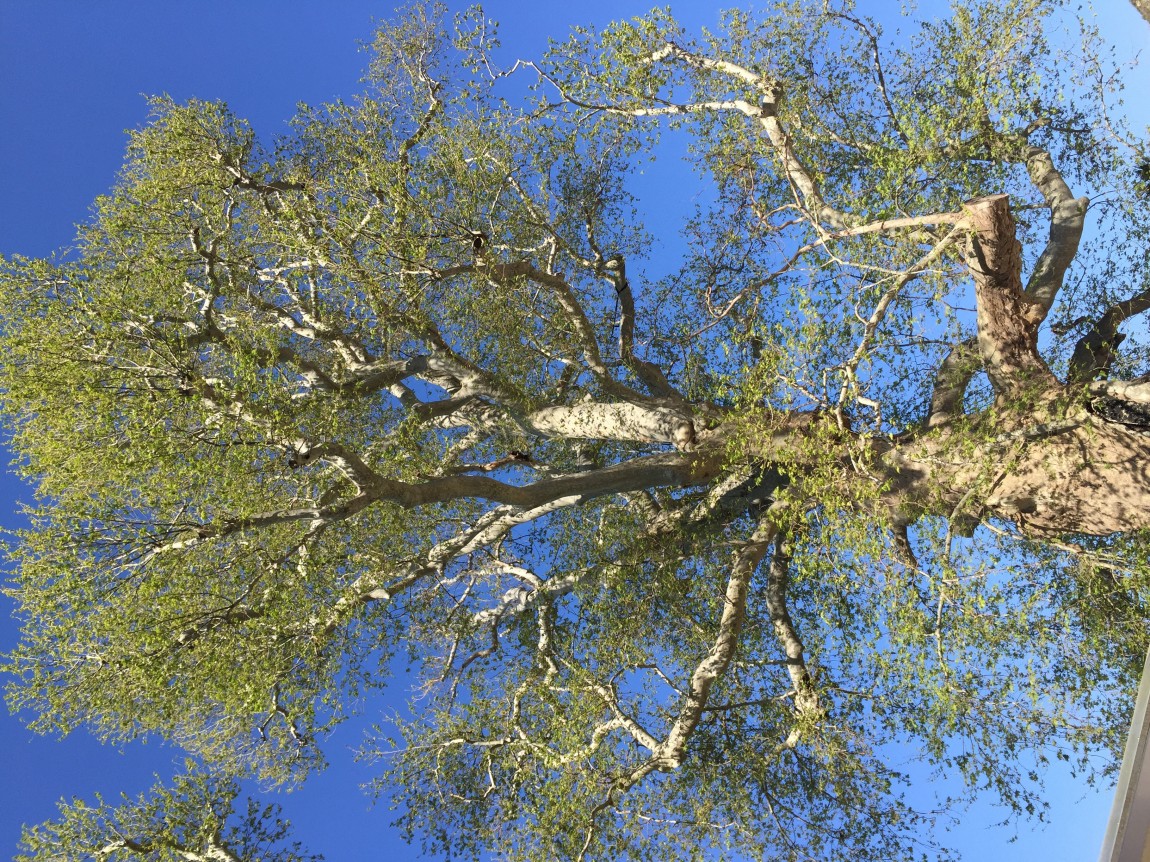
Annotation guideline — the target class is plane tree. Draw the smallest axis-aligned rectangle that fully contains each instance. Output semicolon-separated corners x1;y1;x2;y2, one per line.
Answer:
4;1;1150;859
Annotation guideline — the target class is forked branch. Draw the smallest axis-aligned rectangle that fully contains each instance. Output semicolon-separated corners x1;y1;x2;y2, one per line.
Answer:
1068;281;1150;383
657;504;787;768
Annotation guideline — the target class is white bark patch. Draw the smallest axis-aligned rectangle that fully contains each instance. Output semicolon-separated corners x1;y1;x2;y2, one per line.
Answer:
528;403;694;447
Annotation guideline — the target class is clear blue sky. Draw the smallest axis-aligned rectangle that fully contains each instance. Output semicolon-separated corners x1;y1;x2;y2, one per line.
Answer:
1;2;1147;860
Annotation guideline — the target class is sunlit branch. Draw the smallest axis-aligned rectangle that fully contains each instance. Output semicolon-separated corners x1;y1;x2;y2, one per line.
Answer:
533;38;850;231
96;837;244;862
765;532;822;749
1019;145;1089;317
1086;378;1150;405
471;563;589;629
316;495;607;642
567;506;789;861
692;206;969;334
397;78;443;170
836;224;966;410
657;505;786;768
655;43;847;230
527;401;696;447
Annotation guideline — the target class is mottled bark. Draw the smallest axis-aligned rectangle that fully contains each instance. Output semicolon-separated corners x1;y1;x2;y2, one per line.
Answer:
885;415;1150;537
962;195;1058;401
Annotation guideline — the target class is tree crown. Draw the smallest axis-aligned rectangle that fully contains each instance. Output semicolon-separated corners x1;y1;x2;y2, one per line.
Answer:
4;1;1150;859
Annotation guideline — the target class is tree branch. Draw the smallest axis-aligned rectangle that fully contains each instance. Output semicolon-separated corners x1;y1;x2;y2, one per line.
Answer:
1020;146;1089;318
837;225;967;409
927;338;980;428
1068;282;1150;383
434;259;653;402
527;401;696;448
604;256;687;402
656;505;786;768
962;195;1058;400
765;532;821;746
645;42;849;228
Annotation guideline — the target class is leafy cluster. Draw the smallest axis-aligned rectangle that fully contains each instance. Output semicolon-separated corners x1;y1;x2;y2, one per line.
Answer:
16;767;320;862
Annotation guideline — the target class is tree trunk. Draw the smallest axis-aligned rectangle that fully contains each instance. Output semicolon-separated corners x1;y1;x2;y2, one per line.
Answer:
890;414;1150;537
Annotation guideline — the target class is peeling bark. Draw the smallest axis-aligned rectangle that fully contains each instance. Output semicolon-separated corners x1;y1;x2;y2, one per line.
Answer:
527;402;696;447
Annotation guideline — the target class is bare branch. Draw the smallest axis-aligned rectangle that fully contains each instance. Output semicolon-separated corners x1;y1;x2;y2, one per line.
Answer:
837;224;966;408
826;11;910;147
1068;282;1150;383
471;565;590;630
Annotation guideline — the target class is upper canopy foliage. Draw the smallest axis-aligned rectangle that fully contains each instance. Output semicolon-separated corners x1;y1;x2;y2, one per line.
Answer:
4;1;1150;860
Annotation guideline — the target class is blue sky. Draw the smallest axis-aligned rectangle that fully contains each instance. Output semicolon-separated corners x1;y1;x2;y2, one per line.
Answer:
0;2;1147;860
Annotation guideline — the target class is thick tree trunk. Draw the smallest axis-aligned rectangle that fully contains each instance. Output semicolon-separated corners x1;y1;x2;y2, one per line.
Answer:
711;402;1150;539
876;193;1150;537
697;193;1150;540
888;413;1150;537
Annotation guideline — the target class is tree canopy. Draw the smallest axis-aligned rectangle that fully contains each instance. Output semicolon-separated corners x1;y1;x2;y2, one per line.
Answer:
3;1;1150;859
14;767;318;862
